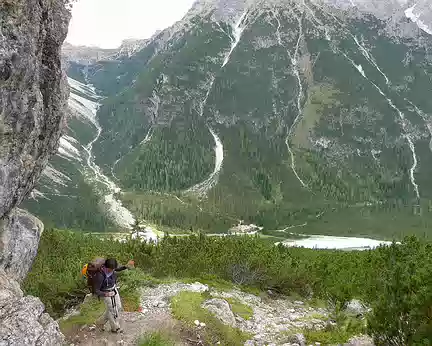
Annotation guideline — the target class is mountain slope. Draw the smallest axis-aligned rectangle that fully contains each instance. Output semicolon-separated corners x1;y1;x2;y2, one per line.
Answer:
40;0;432;237
23;78;135;231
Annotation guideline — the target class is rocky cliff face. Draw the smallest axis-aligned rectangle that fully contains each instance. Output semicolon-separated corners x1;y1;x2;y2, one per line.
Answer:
0;0;71;344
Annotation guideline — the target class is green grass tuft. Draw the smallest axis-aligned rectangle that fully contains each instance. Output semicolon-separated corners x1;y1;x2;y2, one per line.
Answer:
304;314;366;344
299;312;328;322
138;332;175;346
59;296;105;334
117;269;158;312
170;291;251;345
226;298;253;320
304;328;354;344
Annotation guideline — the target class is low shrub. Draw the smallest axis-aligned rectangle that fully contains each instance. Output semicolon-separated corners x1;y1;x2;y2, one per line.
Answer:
24;229;432;344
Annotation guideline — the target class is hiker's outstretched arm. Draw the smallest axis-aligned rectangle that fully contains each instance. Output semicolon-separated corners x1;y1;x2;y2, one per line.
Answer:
115;260;134;272
115;266;127;272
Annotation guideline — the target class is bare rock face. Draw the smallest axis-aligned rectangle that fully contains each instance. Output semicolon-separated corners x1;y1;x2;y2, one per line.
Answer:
0;0;71;344
62;42;117;65
0;0;70;219
0;270;64;346
0;209;44;282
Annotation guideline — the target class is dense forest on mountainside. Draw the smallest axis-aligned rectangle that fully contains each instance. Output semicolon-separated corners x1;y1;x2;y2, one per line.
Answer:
31;0;432;239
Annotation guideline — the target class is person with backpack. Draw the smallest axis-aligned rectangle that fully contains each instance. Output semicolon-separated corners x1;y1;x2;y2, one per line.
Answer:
83;257;134;333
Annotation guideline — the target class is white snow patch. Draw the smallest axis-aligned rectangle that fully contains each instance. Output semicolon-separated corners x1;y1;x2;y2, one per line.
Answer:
273;10;308;189
406;100;432;155
148;90;161;120
43;165;71;186
428;123;432;153
222;11;249;67
29;189;51;201
187;126;224;196
140;127;154;146
63;135;79;144
44;193;77;198
355;64;366;78
198;77;215;116
58;136;82;162
352;36;390;85
405;4;432;36
342;53;421;199
69;92;100;127
405;135;420;199
68;77;98;98
111;158;122;181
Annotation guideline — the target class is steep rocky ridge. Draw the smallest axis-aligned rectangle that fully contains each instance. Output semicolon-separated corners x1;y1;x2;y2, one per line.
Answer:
62;38;150;82
62;42;117;65
0;0;71;344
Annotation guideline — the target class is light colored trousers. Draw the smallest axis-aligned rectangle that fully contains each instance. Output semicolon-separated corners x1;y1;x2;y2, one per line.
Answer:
96;288;123;331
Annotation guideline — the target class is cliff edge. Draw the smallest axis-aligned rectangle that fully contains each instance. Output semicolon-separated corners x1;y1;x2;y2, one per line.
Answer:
0;0;71;344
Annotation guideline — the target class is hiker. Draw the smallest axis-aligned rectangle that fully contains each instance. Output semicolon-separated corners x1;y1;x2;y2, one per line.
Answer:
89;258;134;333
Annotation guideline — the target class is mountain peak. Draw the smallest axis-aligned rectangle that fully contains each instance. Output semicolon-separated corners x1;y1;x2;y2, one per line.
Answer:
187;0;432;33
188;0;249;23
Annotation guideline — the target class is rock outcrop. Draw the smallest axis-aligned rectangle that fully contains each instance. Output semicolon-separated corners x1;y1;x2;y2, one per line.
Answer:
0;0;71;344
0;270;64;346
347;335;375;346
0;209;44;281
345;299;369;317
202;298;236;326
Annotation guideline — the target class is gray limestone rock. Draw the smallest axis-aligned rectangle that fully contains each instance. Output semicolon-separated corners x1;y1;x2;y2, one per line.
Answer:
0;0;71;344
0;0;70;219
0;209;43;282
0;270;65;346
345;335;375;346
202;298;237;327
345;299;369;317
0;292;64;346
284;333;306;346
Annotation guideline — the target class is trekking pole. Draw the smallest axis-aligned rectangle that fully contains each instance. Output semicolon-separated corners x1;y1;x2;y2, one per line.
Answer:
111;295;118;319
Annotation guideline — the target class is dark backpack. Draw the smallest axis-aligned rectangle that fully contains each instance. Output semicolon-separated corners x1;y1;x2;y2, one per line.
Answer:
83;257;105;293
